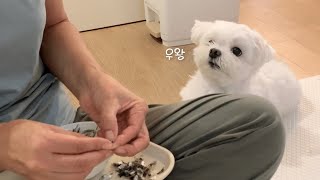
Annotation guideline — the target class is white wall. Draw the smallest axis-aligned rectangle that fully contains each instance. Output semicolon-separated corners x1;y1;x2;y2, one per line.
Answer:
63;0;146;31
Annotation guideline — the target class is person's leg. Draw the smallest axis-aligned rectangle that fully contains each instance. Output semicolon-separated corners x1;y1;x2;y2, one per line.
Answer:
146;94;285;180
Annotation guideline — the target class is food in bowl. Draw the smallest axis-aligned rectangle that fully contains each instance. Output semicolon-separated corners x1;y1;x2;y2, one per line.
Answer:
99;156;164;180
61;122;108;180
72;124;98;137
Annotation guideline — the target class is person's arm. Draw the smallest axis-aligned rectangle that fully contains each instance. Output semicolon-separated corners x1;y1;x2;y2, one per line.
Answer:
41;0;149;155
0;122;8;171
41;0;101;98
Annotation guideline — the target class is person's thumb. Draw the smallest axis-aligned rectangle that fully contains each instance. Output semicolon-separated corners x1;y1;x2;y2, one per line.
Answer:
100;111;118;143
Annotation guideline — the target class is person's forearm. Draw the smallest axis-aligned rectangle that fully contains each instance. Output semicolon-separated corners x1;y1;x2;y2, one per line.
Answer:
0;123;4;170
41;20;103;98
0;122;10;171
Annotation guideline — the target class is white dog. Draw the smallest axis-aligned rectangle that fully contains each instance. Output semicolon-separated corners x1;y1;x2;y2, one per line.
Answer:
180;20;301;117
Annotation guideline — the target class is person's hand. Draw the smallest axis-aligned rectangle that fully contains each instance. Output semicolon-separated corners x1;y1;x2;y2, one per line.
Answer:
78;71;150;156
0;120;112;180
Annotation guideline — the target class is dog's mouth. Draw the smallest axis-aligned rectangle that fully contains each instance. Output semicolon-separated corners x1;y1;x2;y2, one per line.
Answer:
208;61;221;69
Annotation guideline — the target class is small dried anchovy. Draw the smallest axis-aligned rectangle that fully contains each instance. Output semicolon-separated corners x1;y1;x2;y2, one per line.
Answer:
72;125;81;133
72;126;98;137
82;129;97;137
112;157;161;180
157;168;164;175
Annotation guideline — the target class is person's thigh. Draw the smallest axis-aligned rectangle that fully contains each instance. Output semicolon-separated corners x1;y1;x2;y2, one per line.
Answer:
146;94;285;180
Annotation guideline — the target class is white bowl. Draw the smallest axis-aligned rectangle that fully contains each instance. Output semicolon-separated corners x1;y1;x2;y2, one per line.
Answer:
61;122;108;180
102;142;175;180
62;122;176;180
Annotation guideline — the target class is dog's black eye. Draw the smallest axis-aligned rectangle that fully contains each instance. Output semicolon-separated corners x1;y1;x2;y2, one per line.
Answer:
209;40;214;44
232;47;242;57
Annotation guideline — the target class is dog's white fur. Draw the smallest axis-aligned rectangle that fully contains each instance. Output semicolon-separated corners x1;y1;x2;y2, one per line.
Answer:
180;20;301;117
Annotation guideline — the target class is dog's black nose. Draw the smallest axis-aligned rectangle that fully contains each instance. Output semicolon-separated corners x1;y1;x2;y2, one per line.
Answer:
209;48;221;59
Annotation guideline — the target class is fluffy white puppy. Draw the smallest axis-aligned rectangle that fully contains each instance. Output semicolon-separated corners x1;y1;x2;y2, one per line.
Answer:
180;20;301;117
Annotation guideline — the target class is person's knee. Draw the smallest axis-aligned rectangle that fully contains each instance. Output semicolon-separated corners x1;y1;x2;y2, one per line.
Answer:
238;95;286;179
161;94;285;180
230;94;286;160
231;94;285;143
201;94;283;127
238;94;283;127
202;94;285;153
202;94;285;179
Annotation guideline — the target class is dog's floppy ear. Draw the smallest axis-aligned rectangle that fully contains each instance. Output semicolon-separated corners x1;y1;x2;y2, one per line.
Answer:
191;20;213;45
253;30;276;63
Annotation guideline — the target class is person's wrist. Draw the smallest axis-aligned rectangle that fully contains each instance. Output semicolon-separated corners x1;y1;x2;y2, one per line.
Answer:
0;121;15;171
76;65;105;98
0;120;30;172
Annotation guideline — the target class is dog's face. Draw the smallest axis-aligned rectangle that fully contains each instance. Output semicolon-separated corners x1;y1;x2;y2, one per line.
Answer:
192;20;275;86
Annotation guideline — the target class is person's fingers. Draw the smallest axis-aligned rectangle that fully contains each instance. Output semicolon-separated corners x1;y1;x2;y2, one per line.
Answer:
43;123;86;138
114;125;150;156
47;133;112;154
51;150;112;173
98;107;119;142
97;129;104;138
114;105;147;147
50;126;87;138
114;135;149;157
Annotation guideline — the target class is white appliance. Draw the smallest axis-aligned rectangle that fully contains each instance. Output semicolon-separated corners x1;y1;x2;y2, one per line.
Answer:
144;0;240;47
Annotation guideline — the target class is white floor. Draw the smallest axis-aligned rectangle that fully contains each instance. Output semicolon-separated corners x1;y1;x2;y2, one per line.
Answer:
273;76;320;180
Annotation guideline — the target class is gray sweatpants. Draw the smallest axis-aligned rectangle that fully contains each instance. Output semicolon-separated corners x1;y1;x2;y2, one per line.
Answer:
75;94;285;180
